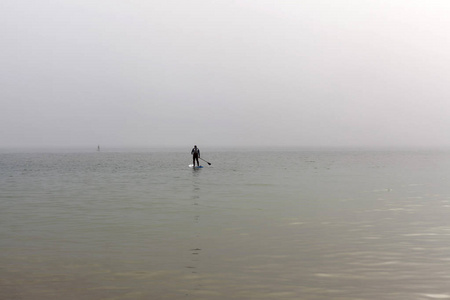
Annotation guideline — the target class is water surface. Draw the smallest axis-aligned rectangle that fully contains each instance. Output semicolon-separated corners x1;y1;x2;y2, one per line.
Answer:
1;149;450;299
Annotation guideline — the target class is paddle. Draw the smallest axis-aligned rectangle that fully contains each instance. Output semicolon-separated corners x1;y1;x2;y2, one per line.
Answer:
199;158;211;165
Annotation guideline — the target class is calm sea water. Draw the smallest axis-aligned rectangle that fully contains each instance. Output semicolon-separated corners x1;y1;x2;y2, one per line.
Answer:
1;149;450;299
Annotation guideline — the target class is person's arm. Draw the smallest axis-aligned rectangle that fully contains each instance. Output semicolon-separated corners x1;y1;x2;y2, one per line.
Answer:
198;150;200;158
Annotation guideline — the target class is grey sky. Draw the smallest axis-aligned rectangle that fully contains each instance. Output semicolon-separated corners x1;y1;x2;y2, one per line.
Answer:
2;0;449;149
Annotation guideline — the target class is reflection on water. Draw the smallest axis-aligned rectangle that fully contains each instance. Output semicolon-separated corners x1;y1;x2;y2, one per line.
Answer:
1;150;450;299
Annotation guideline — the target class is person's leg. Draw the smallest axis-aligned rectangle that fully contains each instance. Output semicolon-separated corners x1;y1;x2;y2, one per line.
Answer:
196;157;199;166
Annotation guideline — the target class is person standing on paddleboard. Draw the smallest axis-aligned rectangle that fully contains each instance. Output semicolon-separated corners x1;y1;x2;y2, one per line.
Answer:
191;145;200;167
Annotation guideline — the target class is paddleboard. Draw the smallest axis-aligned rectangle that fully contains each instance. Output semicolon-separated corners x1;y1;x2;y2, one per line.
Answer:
189;164;203;169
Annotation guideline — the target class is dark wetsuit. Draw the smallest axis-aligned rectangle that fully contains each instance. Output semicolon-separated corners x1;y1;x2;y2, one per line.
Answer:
191;147;200;166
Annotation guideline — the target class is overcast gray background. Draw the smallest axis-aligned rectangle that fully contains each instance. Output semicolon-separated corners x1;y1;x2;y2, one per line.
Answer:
2;0;449;149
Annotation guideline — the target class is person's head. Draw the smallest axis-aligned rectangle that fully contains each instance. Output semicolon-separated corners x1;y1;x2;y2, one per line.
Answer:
194;145;197;148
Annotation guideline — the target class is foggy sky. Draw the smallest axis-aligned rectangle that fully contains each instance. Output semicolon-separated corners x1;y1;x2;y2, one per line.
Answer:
2;0;450;149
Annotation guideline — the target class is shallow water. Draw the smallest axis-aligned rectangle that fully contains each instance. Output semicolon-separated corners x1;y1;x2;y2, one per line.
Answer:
1;149;450;299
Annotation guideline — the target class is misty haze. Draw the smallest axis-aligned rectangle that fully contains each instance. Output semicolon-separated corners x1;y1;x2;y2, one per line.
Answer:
2;0;449;149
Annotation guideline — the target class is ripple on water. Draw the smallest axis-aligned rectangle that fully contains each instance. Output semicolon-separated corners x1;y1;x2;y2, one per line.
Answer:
421;294;450;299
